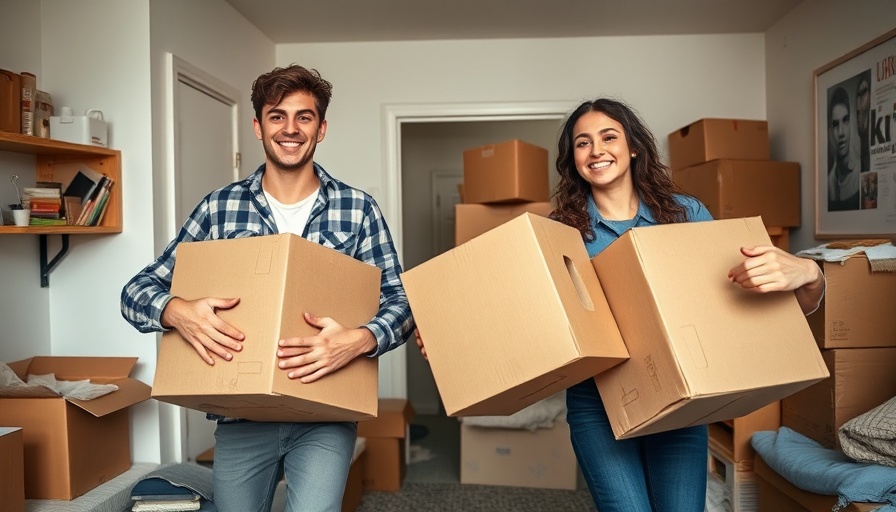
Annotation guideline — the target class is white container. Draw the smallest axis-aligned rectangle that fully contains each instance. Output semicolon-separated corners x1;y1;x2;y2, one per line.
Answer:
49;107;107;147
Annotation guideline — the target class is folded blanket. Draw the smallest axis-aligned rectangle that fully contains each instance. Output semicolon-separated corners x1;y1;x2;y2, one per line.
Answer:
752;427;896;511
129;463;216;511
840;395;896;468
460;391;565;431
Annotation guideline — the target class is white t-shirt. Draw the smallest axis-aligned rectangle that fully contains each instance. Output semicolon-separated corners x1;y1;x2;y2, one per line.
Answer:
264;188;319;236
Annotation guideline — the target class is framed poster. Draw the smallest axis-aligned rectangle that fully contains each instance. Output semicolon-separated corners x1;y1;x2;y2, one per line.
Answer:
815;28;896;238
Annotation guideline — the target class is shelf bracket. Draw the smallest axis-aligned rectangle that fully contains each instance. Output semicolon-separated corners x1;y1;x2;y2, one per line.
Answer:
39;234;69;288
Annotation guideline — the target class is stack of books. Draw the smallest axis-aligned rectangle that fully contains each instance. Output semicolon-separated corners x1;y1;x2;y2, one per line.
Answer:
22;182;65;226
62;167;115;226
130;476;202;512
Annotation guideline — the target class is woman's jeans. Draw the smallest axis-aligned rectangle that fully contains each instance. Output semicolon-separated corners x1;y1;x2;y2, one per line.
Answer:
566;378;707;512
212;420;357;512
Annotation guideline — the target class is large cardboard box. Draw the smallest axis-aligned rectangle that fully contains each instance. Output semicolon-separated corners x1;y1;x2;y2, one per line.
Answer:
781;347;896;449
455;202;553;245
460;419;578;490
357;398;414;491
668;118;770;171
152;234;382;422
806;254;896;348
672;159;801;227
755;455;883;512
592;217;829;439
0;357;151;500
0;427;24;512
462;139;550;204
402;213;629;417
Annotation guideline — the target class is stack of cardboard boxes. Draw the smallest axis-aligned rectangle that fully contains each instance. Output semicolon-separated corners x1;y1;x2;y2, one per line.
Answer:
760;252;896;510
454;139;582;490
667;118;802;511
668;118;800;252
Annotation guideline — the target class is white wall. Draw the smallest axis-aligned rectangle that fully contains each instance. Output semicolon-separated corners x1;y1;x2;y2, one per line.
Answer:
0;1;51;362
765;0;895;251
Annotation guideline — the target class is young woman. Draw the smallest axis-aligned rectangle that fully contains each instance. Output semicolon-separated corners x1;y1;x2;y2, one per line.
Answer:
552;98;825;511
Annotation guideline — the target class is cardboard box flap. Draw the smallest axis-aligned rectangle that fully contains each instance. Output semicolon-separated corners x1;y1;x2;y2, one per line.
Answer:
11;356;139;381
66;378;152;417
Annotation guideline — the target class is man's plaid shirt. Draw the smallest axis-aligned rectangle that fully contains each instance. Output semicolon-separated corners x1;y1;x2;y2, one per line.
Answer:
120;163;414;356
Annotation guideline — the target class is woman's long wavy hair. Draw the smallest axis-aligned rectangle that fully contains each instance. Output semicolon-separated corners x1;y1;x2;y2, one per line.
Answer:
552;98;690;240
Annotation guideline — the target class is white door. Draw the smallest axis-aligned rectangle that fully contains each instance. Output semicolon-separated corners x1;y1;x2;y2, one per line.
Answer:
172;59;240;463
431;171;463;255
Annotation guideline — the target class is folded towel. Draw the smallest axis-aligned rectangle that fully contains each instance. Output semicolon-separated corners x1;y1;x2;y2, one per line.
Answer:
752;427;896;511
797;241;896;272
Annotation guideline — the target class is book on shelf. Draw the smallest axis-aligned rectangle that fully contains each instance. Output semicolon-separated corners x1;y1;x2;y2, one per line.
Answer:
75;176;114;226
21;182;63;219
63;196;82;225
63;168;105;200
20;72;36;136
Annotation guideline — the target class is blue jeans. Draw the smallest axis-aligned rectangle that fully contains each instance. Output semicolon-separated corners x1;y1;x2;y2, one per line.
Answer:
566;378;707;512
212;420;357;512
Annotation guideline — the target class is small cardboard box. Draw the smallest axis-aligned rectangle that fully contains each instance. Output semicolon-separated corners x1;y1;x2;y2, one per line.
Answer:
462;139;550;204
152;234;382;422
460;419;578;490
806;254;896;348
672;159;801;227
755;455;883;512
707;446;758;512
0;427;24;512
781;347;896;449
402;213;629;417
357;399;414;491
342;443;366;512
709;401;781;463
591;217;829;439
668;119;770;171
0;357;151;500
455;202;553;245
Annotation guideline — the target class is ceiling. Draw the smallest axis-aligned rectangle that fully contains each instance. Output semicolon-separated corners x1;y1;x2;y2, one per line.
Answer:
224;0;802;44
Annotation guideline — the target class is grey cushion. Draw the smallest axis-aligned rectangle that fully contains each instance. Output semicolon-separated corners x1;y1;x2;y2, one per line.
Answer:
839;395;896;467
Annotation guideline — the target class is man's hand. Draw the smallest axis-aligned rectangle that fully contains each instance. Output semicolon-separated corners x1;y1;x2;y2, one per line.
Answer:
415;328;428;361
277;312;377;383
161;297;244;365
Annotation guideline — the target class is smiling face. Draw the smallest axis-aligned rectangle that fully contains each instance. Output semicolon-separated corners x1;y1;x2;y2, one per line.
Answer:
572;110;634;190
254;90;327;173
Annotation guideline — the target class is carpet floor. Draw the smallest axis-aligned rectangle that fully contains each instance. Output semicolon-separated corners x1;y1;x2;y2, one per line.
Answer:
356;482;598;511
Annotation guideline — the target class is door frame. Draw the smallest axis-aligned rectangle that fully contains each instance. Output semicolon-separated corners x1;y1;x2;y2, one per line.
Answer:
159;53;241;463
163;52;240;244
382;101;570;399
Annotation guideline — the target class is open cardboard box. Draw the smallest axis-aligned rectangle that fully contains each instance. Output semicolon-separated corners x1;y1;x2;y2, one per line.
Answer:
0;356;151;500
151;234;382;422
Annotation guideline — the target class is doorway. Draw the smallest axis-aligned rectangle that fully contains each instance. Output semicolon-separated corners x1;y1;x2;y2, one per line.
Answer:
397;114;566;415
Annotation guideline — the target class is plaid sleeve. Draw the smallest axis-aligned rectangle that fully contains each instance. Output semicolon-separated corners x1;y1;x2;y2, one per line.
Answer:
119;202;212;333
354;197;415;356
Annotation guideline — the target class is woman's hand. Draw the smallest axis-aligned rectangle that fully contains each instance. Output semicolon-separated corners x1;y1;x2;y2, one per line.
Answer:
728;245;825;315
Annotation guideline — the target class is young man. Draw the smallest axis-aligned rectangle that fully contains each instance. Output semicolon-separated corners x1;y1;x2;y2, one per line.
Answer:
827;86;860;212
121;65;414;512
